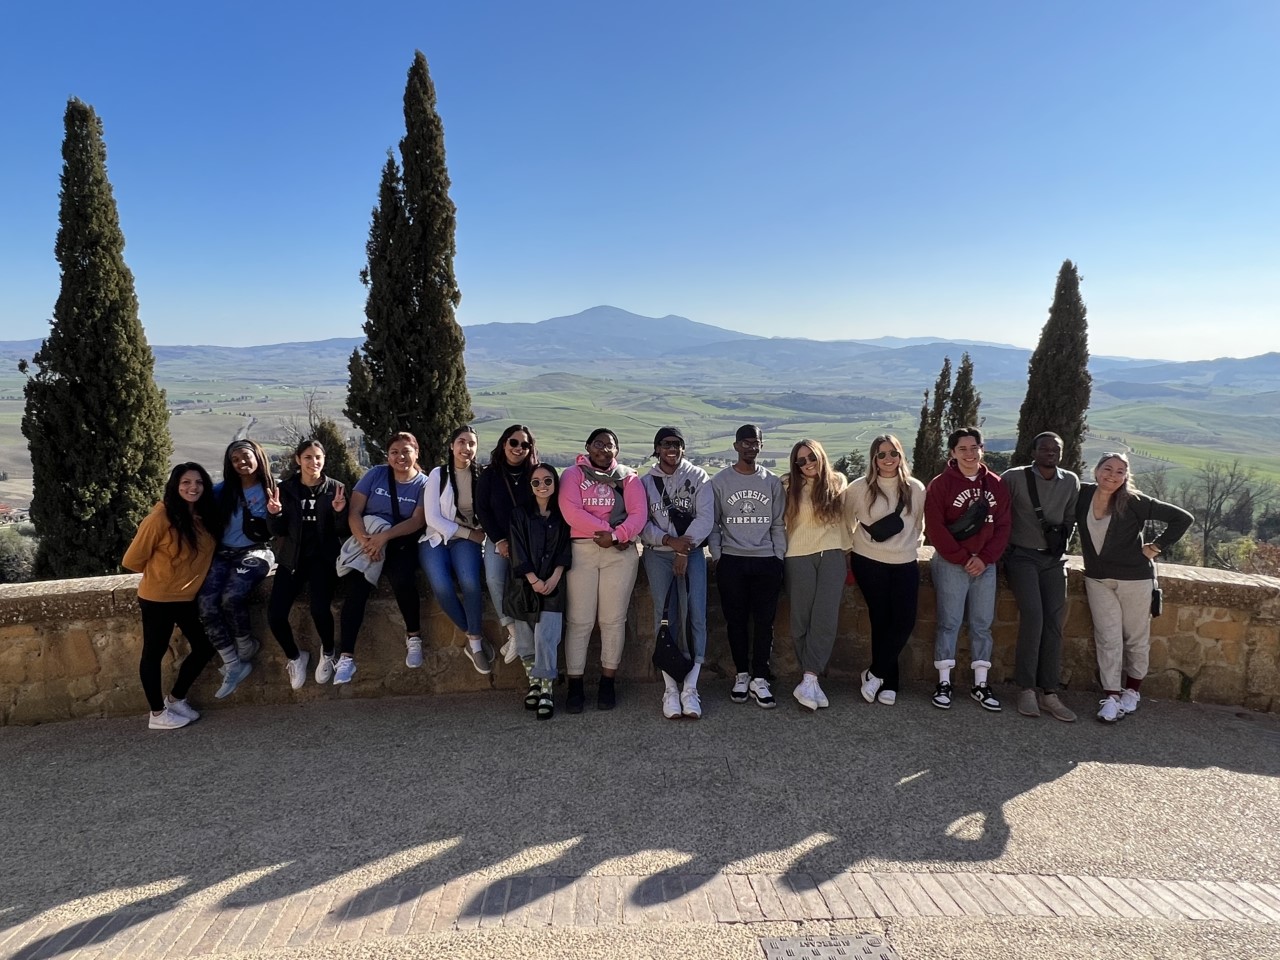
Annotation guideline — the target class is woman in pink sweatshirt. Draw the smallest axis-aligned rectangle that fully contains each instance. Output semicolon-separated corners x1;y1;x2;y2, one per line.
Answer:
557;427;648;712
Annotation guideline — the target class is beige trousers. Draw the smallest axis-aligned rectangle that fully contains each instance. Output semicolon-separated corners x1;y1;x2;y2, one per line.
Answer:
565;541;639;674
1084;576;1153;691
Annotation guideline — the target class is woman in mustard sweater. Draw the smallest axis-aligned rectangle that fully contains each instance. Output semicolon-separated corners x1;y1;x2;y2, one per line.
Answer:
122;462;222;730
782;439;850;711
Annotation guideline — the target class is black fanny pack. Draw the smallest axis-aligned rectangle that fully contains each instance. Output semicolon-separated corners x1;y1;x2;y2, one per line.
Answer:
861;498;906;543
946;478;989;541
240;488;273;544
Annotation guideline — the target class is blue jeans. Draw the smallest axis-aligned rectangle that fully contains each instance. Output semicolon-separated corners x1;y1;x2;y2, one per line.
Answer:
931;552;995;668
483;539;514;627
644;548;708;663
419;537;485;635
530;611;563;680
197;547;273;658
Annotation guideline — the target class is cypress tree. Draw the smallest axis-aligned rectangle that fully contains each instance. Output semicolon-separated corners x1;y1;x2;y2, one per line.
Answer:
913;357;952;482
1013;259;1092;473
946;352;981;434
346;51;472;467
911;390;935;482
20;98;171;579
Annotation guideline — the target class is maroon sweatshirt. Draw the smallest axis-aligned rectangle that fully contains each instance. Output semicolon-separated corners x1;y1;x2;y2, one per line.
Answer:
924;460;1011;566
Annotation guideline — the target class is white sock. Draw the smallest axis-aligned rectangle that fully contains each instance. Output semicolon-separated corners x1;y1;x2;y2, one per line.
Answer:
974;665;989;685
683;663;701;690
468;636;484;652
938;666;951;683
661;671;679;693
338;653;353;662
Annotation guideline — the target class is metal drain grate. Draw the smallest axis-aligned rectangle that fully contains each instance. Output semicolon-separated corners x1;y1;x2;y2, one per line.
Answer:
760;935;901;960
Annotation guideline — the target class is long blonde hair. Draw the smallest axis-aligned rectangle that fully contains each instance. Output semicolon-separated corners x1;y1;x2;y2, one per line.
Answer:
1092;452;1135;517
785;439;844;530
863;434;914;514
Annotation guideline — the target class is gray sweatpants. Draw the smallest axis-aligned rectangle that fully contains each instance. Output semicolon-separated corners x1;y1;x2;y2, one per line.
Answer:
785;549;846;675
1084;576;1153;691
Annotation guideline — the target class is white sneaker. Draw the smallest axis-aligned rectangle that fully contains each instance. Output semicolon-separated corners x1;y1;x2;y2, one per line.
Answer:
793;677;819;712
286;651;309;690
662;688;682;719
860;669;883;703
165;696;200;721
1097;697;1122;723
405;637;423;669
814;680;829;709
499;637;519;665
148;707;189;730
1119;688;1141;715
333;655;357;685
730;672;750;703
681;687;702;719
315;654;337;684
749;677;776;709
877;689;897;705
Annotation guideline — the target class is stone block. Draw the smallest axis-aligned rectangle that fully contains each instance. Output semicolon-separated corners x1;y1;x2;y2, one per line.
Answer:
1190;665;1247;706
1243;694;1275;713
1141;668;1184;701
1149;607;1177;637
1165;635;1206;674
1198;618;1247;644
1245;649;1280;697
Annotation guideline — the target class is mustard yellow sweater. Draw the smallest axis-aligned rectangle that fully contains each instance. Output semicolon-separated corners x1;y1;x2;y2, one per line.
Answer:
122;503;216;602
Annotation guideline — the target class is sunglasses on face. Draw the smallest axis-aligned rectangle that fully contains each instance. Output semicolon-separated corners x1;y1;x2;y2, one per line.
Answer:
876;450;901;460
507;438;532;450
658;440;683;450
530;477;555;488
794;453;818;467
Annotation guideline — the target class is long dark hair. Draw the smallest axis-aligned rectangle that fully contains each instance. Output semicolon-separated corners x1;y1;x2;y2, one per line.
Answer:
444;425;482;524
217;438;277;518
164;462;220;552
488;423;540;470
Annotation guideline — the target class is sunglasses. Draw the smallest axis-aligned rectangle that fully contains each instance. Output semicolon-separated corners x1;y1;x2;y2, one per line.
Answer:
589;440;617;451
658;440;684;450
876;450;901;460
794;453;818;467
530;477;555;488
507;438;532;450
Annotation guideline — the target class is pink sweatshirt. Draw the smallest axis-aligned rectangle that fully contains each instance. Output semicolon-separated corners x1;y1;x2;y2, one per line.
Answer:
558;455;648;542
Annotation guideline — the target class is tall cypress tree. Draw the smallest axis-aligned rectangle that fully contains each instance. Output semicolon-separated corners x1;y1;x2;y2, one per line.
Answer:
913;357;952;482
946;351;981;434
1013;259;1092;473
20;98;172;579
346;51;472;466
911;390;934;480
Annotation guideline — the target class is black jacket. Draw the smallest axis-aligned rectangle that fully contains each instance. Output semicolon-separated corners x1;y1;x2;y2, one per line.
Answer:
475;464;535;546
508;505;573;615
268;474;350;573
1075;483;1193;581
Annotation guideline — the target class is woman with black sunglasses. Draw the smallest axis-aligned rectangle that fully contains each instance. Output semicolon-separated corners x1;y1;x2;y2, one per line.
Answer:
846;434;926;707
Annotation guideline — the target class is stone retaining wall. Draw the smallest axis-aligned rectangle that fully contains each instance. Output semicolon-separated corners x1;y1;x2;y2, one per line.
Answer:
2;550;1278;724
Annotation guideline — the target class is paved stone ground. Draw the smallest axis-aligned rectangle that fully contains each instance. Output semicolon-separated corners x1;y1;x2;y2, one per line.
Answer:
3;677;1280;959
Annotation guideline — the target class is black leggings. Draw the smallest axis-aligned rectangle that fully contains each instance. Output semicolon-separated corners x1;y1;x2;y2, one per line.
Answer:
851;552;919;692
268;556;337;659
339;543;421;655
139;598;218;712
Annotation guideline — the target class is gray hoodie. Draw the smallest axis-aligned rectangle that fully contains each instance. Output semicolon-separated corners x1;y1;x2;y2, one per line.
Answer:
641;459;715;549
709;465;786;560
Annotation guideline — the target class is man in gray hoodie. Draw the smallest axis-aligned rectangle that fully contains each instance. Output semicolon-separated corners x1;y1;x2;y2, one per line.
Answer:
709;424;787;708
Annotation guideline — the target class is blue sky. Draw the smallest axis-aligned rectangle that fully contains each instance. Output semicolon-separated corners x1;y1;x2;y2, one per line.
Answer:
2;0;1277;360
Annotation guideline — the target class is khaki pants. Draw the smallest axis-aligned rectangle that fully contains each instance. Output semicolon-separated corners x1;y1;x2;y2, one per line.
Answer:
565;541;639;674
1084;576;1153;691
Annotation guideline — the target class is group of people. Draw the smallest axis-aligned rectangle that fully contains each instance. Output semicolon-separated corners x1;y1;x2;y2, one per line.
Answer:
122;421;1192;731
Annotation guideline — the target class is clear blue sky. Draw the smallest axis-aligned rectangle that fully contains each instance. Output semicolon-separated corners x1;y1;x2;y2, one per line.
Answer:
2;0;1277;360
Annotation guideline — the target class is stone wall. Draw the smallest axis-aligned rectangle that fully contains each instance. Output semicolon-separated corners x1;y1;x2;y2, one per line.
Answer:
2;550;1278;725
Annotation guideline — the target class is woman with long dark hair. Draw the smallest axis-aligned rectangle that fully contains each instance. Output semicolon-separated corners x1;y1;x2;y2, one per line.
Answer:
123;462;221;729
782;438;850;711
197;438;277;699
335;431;428;684
1077;452;1192;723
846;434;926;706
265;438;349;688
475;424;538;672
420;425;492;674
507;463;572;719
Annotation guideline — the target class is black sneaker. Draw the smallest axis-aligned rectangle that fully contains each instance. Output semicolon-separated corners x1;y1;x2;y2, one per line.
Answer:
730;672;750;703
970;683;1002;712
931;681;953;709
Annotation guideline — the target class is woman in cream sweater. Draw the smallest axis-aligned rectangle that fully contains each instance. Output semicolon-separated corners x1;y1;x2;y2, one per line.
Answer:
846;434;926;706
782;439;851;711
